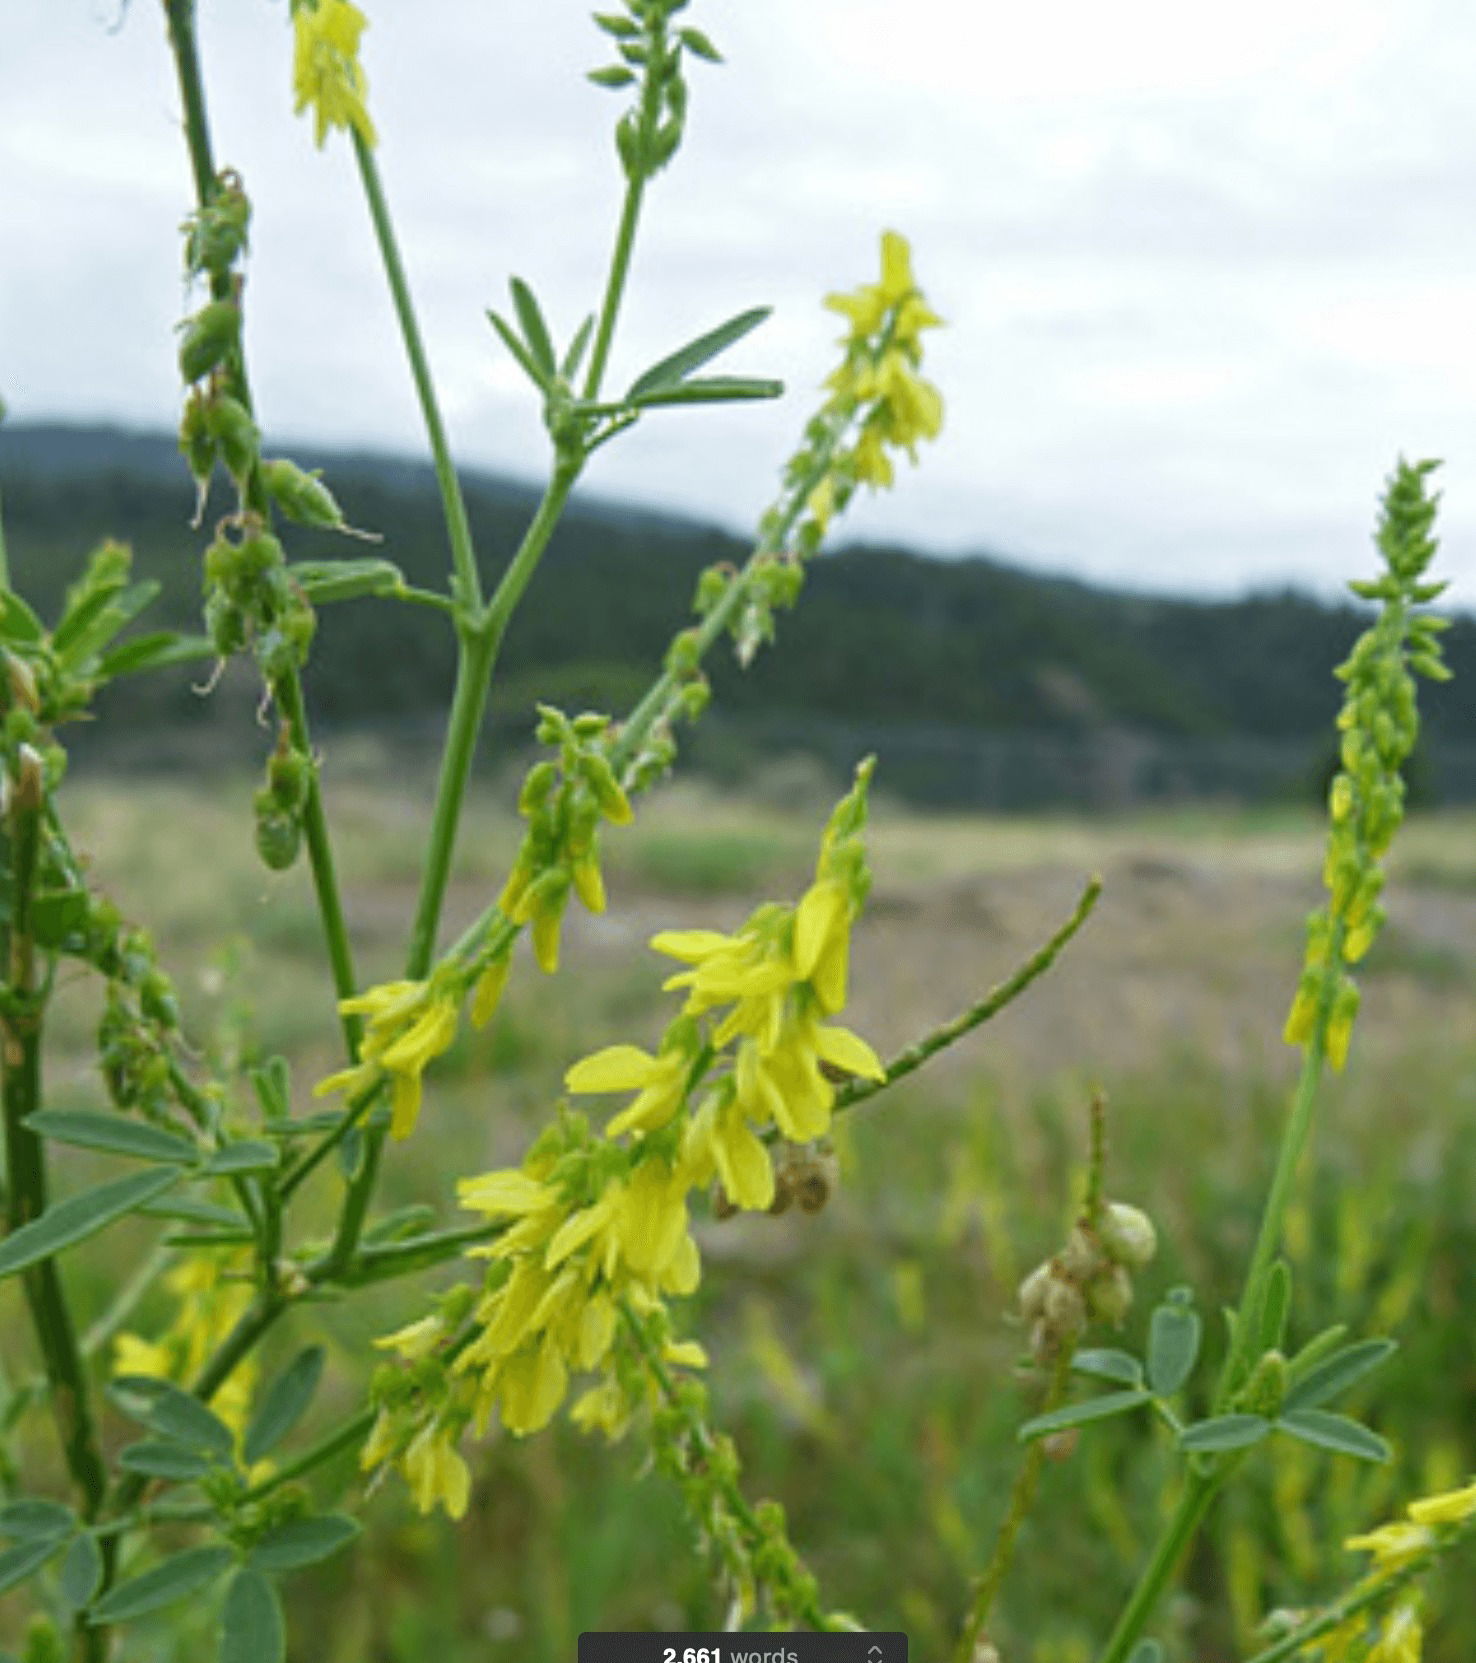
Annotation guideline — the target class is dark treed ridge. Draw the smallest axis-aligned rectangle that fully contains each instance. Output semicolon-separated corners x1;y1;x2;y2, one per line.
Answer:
4;423;1475;809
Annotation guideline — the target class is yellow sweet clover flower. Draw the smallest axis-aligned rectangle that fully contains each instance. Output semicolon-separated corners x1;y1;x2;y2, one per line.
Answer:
292;0;377;149
1343;1519;1433;1573
1406;1481;1476;1526
315;976;460;1140
1367;1604;1423;1663
401;1420;472;1520
115;1251;257;1437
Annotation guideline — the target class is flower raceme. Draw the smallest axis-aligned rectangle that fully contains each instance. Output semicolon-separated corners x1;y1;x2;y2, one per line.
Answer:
291;0;377;150
315;977;460;1140
358;765;887;1515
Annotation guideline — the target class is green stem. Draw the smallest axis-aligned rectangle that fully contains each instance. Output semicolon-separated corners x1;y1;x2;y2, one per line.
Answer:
1095;1470;1221;1663
583;175;646;401
1214;1040;1325;1409
955;1349;1075;1660
0;482;10;589
351;130;483;610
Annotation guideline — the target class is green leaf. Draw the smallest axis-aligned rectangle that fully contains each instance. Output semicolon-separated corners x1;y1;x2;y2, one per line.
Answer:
1147;1300;1201;1396
285;559;405;605
1178;1414;1270;1454
1286;1322;1350;1387
54;581;160;668
1126;1643;1163;1663
1257;1258;1292;1352
0;1535;64;1597
1278;1410;1391;1463
0;591;44;645
118;1441;215;1482
108;1377;235;1460
163;1228;257;1249
627;306;771;400
59;1531;105;1610
89;1545;234;1625
628;374;782;408
486;307;550;391
1283;1339;1396;1413
1072;1348;1145;1388
24;1110;198;1166
243;1347;325;1466
96;630;215;681
0;1499;75;1541
560;314;596;381
219;1567;284;1663
0;1168;179;1281
1018;1390;1148;1442
247;1514;359;1573
509;278;557;378
202;1140;279;1176
138;1196;252;1229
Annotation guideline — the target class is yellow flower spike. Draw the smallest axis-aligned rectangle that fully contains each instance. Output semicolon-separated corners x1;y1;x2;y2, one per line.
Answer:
292;0;377;150
1407;1481;1476;1526
402;1421;470;1520
877;229;914;303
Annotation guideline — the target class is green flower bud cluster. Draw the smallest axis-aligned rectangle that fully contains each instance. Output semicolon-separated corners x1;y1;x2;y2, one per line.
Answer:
94;926;192;1125
1017;1199;1159;1365
497;706;635;972
1284;459;1449;1073
253;724;315;872
589;1;721;182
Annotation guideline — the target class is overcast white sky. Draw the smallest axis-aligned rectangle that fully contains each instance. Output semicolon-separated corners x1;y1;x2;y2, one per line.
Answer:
2;1;1473;603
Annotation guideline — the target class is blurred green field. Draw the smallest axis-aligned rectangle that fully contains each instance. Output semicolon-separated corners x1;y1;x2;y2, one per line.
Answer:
4;771;1475;1661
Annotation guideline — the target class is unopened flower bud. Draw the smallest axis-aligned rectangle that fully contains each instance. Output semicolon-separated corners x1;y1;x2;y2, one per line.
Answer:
178;298;241;384
1086;1264;1134;1327
3;651;39;715
207;394;260;484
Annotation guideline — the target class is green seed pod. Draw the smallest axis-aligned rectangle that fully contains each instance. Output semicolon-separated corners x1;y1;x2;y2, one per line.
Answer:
518;760;560;816
205;591;246;657
1098;1202;1158;1271
206;394;260;483
262;458;347;531
178;299;241;384
268;745;312;812
140;969;180;1031
235;530;285;580
254;791;302;871
178;388;217;483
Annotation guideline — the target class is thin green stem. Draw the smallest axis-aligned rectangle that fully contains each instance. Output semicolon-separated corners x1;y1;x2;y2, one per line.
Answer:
1214;1041;1325;1410
0;482;10;589
955;1349;1075;1661
351;130;482;611
582;176;646;401
1095;1470;1221;1663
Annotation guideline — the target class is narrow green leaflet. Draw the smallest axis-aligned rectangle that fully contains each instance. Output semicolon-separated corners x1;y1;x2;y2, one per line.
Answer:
1147;1299;1201;1397
509;277;556;378
59;1532;105;1611
0;1500;75;1541
108;1376;235;1460
219;1568;285;1663
1283;1339;1396;1414
24;1110;198;1166
628;374;782;409
96;630;215;681
139;1196;253;1229
0;1168;179;1281
1257;1258;1293;1352
1178;1414;1271;1454
202;1140;279;1176
1278;1410;1391;1463
243;1347;326;1466
53;580;160;664
1126;1643;1164;1663
1019;1390;1148;1442
0;1536;65;1598
486;308;550;391
1073;1348;1145;1388
0;590;44;644
626;305;771;400
247;1515;359;1573
89;1545;235;1626
285;559;405;605
118;1441;216;1482
560;313;595;381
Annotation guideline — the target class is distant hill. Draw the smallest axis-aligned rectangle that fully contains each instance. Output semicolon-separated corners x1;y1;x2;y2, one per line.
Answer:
3;422;1473;808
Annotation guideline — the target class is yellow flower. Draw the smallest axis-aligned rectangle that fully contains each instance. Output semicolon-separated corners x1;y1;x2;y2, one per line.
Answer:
1344;1520;1432;1572
401;1421;471;1519
824;230;941;344
1368;1603;1423;1663
685;1090;775;1211
292;0;377;149
565;1041;690;1138
1406;1481;1476;1526
316;978;459;1140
